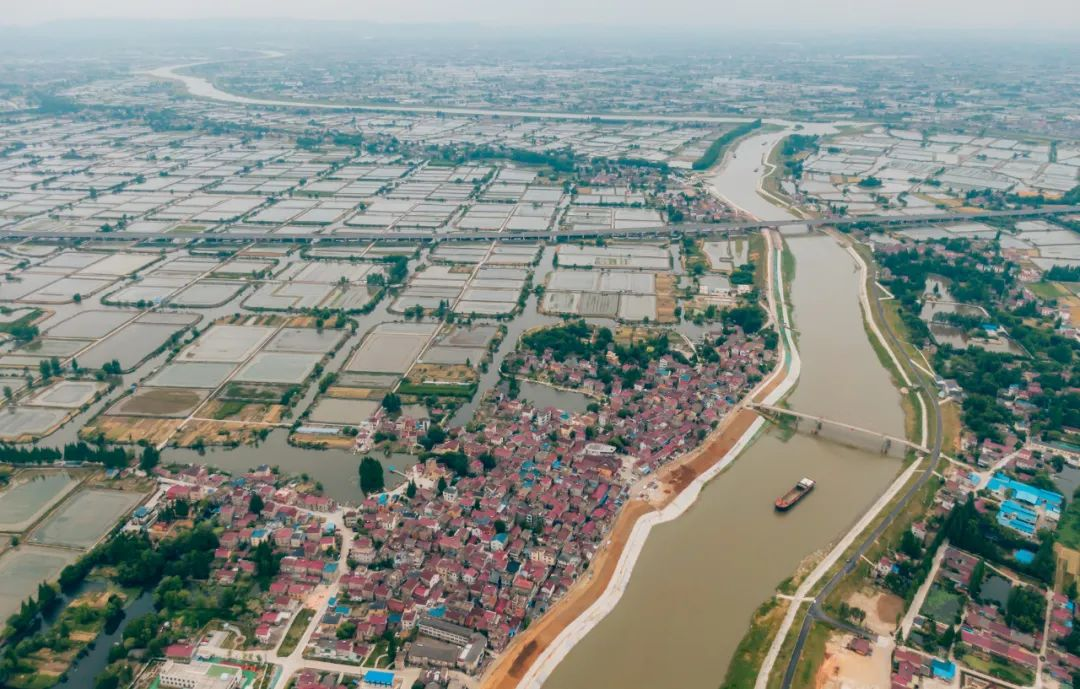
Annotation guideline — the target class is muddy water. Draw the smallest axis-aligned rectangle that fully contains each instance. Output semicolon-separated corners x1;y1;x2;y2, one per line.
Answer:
540;130;905;689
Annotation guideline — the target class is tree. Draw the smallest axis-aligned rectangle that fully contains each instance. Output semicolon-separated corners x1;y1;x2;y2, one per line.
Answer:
899;530;923;559
970;559;986;602
406;481;417;499
381;393;402;414
252;540;279;589
337;620;357;640
420;425;447;451
723;304;766;334
2;386;12;403
938;625;956;650
1005;586;1047;633
249;493;265;515
359;457;385;494
139;445;160;472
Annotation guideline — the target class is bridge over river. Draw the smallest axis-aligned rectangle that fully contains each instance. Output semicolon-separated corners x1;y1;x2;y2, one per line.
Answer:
750;403;929;456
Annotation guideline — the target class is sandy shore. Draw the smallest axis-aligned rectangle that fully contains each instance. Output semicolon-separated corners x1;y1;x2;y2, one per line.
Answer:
480;230;802;689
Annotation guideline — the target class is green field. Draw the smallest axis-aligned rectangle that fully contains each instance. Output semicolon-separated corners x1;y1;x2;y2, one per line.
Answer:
276;608;314;656
920;584;964;622
958;650;1035;686
398;381;476;398
1026;281;1067;300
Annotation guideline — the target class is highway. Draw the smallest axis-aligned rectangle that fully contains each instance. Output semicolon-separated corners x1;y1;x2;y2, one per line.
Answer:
777;251;945;689
2;205;1078;246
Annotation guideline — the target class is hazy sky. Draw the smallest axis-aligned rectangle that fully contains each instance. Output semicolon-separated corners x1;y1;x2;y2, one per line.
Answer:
5;0;1080;31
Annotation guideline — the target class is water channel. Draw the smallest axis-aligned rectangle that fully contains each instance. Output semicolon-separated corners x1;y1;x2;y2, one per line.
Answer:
539;126;906;689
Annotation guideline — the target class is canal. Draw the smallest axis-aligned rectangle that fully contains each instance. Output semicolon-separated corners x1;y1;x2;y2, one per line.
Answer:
538;126;906;689
64;590;156;689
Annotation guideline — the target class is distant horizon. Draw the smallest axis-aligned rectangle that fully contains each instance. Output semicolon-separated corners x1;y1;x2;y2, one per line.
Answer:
2;19;1080;48
3;0;1080;33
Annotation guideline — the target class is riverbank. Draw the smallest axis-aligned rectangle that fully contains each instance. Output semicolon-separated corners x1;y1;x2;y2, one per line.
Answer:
752;233;936;689
480;229;802;689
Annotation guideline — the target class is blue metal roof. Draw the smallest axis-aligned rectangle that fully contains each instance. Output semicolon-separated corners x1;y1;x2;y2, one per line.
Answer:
363;670;395;686
987;474;1063;511
932;660;956;681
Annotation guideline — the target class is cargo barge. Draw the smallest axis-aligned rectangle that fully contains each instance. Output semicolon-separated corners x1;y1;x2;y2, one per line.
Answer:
775;477;815;511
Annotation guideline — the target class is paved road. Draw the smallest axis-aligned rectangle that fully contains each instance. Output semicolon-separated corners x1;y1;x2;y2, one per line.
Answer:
778;258;945;689
3;205;1078;245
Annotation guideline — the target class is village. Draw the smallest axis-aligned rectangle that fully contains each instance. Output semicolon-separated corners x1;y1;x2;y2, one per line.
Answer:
62;315;773;689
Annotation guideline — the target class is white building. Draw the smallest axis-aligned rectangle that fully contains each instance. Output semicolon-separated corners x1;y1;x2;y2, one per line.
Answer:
159;661;242;689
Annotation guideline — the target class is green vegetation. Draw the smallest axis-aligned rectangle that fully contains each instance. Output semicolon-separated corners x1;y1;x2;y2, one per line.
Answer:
359;457;385;494
277;609;314;656
3;585;127;689
2;524;238;686
723;304;767;334
381;255;409;285
139;445;160;472
1062;184;1080;205
396;381;476;398
252;539;281;590
1028;280;1068;299
957;650;1035;686
790;620;831;689
692;119;763;171
681;237;710;276
0;309;41;341
940;494;1056;585
778;135;820;179
876;237;1079;443
0;442;130;468
730;262;756;285
515;320;685;392
521;319;598;360
221;382;288;403
920;585;964;622
381;392;402;413
720;599;785;689
1004;585;1047;633
462;145;578;173
1058;495;1080;552
212;400;247;420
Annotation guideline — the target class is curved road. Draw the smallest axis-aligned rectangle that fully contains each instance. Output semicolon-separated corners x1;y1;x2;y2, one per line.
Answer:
778;256;944;689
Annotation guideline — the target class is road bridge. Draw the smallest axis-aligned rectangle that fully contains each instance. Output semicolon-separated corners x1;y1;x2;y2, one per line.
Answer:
2;205;1078;246
750;403;929;455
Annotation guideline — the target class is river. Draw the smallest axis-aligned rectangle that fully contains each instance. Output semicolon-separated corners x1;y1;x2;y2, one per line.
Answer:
146;59;794;126
538;126;905;689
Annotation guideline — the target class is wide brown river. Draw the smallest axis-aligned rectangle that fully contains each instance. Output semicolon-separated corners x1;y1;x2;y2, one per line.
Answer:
539;127;905;689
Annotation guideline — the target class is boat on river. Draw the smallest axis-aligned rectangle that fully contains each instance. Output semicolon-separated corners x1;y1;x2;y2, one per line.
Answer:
775;477;815;511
